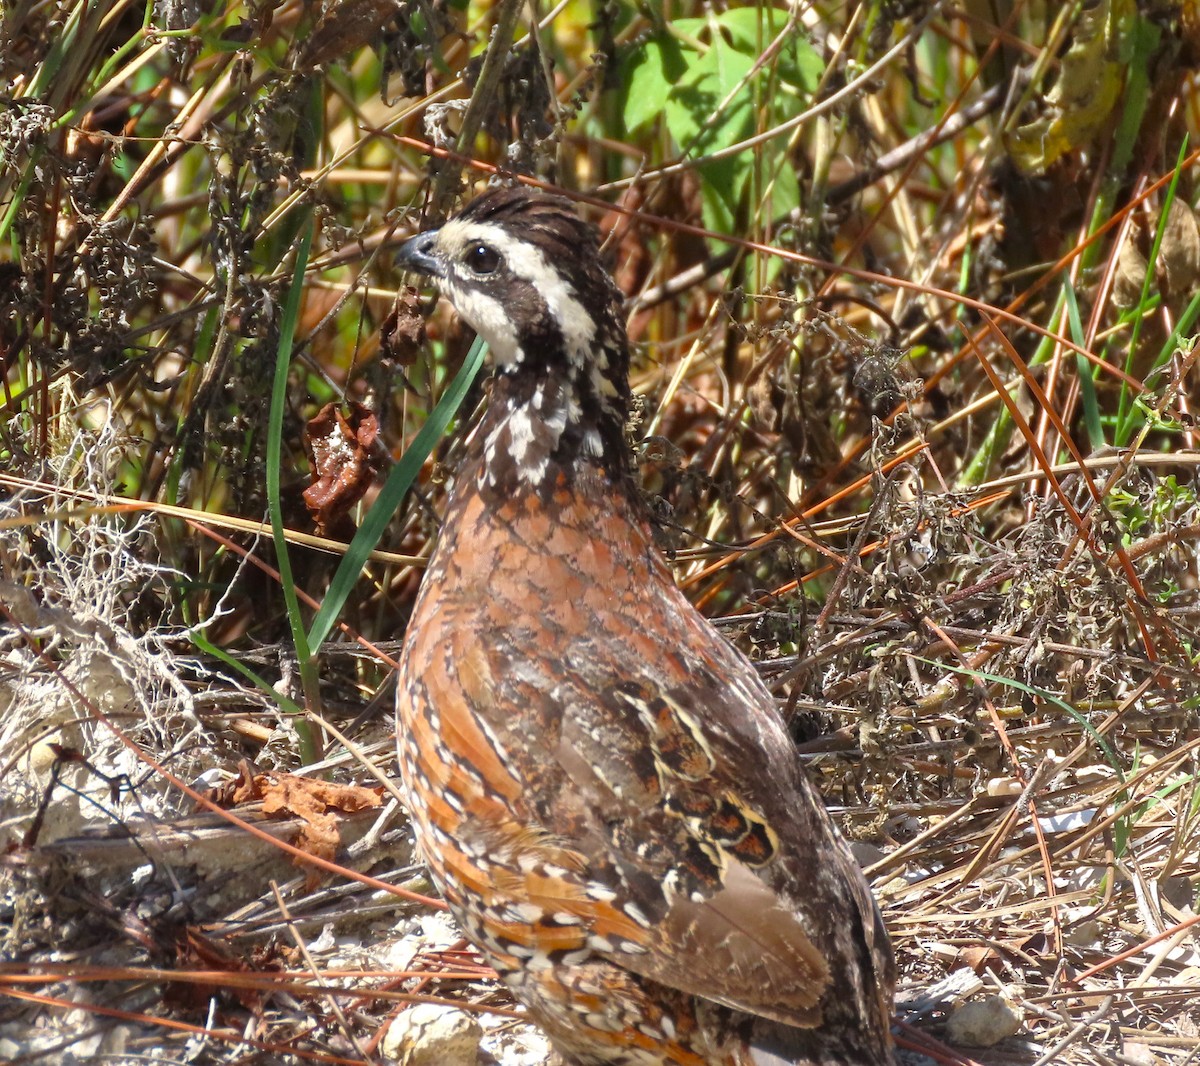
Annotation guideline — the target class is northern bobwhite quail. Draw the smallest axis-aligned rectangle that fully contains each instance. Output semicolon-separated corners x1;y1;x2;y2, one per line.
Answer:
394;187;895;1066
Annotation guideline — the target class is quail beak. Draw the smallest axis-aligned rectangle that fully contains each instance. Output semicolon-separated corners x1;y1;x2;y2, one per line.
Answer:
396;230;444;278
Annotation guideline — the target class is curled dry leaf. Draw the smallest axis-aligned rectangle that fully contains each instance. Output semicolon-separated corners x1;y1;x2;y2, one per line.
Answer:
298;0;408;69
303;400;380;538
1160;198;1200;296
1114;230;1149;308
1005;0;1134;175
215;765;384;883
1114;200;1200;308
380;288;427;366
746;357;808;455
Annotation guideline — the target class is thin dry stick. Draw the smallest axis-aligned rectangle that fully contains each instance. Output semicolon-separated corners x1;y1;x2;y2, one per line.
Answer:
430;0;526;216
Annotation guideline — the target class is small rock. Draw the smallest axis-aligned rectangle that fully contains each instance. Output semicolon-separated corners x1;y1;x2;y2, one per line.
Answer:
381;1003;482;1065
944;994;1022;1047
479;1015;554;1066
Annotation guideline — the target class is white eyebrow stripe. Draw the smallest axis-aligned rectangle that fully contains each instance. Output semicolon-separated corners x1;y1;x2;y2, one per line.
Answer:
437;220;597;370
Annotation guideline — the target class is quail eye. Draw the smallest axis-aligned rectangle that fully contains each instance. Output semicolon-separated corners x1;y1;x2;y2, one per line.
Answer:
465;243;501;275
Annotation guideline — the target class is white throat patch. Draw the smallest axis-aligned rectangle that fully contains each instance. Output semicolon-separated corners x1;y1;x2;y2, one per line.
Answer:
434;220;597;370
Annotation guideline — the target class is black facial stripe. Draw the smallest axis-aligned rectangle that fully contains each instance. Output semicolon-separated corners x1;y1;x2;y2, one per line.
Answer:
421;187;639;494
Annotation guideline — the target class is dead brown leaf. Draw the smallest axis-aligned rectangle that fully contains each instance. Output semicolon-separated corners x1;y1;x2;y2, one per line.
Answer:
303;400;380;538
210;765;384;880
379;288;427;366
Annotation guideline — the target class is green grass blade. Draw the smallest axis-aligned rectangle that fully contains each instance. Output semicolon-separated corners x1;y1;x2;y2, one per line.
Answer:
1116;137;1189;444
263;217;318;762
268;218;315;665
306;336;487;652
1062;281;1104;451
926;658;1125;777
189;629;304;717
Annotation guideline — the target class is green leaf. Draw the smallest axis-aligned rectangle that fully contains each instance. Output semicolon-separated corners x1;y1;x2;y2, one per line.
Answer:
699;169;737;235
670;18;758;141
619;33;687;132
616;8;821;233
667;33;756;221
